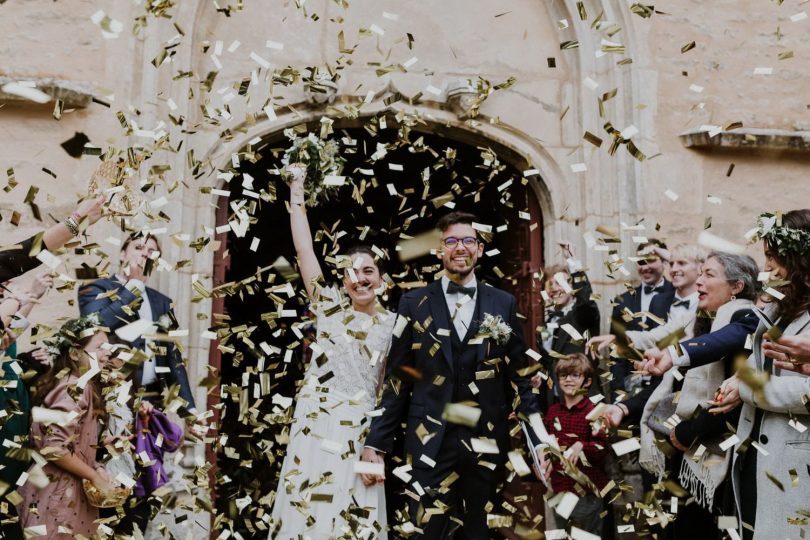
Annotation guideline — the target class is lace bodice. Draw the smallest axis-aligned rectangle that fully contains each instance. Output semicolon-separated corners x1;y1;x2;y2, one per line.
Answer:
304;286;394;401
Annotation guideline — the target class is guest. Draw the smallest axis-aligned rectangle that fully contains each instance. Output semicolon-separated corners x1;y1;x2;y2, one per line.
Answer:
275;165;394;537
762;332;810;372
593;244;705;426
535;242;600;407
608;239;674;405
17;317;115;539
98;346;155;535
710;210;810;540
639;252;759;539
537;354;608;535
78;233;196;534
0;273;54;355
0;275;55;540
0;196;104;283
77;233;196;414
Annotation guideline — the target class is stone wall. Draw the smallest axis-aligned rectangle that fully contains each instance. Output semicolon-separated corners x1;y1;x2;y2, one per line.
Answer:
2;0;810;534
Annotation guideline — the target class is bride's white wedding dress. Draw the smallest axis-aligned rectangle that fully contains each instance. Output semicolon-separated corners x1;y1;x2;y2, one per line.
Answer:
270;286;393;539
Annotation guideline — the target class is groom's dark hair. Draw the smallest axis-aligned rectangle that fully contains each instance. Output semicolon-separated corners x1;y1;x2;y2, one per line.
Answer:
436;211;479;232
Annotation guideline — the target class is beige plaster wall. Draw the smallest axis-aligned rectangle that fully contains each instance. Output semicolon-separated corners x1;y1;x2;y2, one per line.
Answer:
1;0;809;362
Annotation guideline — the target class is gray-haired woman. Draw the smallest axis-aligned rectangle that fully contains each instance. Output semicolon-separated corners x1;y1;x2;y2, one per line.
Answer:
639;251;760;537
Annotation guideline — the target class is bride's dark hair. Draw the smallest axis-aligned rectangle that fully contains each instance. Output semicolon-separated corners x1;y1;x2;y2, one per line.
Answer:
768;209;810;322
344;245;385;275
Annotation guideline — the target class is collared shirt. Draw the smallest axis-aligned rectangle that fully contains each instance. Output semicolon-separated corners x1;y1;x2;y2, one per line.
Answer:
669;291;699;320
441;275;477;339
542;301;574;352
640;277;666;313
118;275;157;386
542;397;609;493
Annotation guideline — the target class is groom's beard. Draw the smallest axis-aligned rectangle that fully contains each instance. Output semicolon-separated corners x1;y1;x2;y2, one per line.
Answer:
445;264;475;280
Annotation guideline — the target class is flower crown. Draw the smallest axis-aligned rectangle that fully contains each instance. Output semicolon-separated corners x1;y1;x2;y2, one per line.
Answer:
750;212;810;257
45;314;103;357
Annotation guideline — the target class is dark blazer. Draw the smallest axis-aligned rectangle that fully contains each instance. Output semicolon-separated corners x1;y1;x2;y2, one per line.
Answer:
609;280;674;415
77;276;195;410
0;235;42;284
365;279;541;463
610;280;675;333
538;271;600;408
540;270;601;357
680;310;759;368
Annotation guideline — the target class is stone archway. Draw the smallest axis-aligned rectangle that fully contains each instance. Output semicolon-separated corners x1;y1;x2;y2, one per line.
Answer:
204;102;557;534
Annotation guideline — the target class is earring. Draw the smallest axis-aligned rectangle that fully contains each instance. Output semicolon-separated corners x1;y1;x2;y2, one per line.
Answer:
730;295;736;301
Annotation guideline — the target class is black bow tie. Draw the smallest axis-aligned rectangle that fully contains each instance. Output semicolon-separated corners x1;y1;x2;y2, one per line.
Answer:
447;281;476;297
643;285;665;295
671;298;692;309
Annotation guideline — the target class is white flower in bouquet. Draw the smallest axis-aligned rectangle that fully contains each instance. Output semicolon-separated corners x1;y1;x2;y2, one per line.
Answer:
281;129;346;206
477;313;513;345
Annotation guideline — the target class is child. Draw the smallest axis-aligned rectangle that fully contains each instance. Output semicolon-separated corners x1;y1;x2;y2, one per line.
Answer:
17;316;116;539
539;353;609;535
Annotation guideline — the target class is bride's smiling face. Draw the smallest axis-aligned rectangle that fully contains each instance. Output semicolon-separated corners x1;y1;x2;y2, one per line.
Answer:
343;253;382;308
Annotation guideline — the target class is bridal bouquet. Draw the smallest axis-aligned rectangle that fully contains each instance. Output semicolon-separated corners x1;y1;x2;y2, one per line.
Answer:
477;313;513;345
281;129;345;207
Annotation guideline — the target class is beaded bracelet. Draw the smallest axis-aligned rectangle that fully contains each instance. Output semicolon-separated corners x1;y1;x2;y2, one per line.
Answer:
64;215;80;236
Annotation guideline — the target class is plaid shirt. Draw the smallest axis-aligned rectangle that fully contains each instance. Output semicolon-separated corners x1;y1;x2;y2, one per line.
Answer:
543;397;609;494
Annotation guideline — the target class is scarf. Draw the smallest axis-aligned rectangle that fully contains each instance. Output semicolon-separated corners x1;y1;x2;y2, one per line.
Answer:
639;298;753;508
133;408;184;497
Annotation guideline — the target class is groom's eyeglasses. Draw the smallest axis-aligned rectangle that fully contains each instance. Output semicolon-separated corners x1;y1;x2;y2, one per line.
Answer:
442;236;478;248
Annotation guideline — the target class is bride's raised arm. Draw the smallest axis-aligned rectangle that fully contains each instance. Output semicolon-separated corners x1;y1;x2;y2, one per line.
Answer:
287;165;323;301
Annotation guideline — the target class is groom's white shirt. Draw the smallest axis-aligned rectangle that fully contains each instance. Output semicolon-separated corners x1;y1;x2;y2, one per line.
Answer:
441;275;477;338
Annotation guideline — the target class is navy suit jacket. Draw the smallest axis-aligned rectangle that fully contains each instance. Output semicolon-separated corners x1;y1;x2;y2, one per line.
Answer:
77;276;195;410
609;280;674;414
680;309;759;368
540;270;601;357
365;279;541;463
610;280;675;332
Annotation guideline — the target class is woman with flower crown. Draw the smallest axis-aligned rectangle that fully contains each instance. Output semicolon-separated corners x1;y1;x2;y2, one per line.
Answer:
268;165;394;539
709;209;810;540
17;316;118;539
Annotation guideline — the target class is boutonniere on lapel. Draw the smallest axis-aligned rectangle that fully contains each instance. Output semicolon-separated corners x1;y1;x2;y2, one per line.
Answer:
156;314;174;332
475;313;513;355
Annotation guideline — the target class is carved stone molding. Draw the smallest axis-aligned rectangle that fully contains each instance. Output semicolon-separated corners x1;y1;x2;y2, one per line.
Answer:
0;76;95;107
679;127;810;152
445;78;479;119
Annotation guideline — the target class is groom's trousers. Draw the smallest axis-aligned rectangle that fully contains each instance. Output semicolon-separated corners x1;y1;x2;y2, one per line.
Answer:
410;424;504;540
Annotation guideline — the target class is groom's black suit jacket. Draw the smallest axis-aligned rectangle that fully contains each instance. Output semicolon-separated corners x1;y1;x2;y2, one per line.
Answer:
366;279;541;469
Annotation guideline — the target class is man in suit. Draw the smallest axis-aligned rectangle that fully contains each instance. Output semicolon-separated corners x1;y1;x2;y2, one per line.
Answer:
607;239;674;409
361;211;541;539
78;233;196;414
537;242;600;408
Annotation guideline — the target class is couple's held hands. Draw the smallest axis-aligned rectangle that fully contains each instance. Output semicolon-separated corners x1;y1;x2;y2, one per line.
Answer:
764;333;810;374
360;447;385;487
707;375;742;414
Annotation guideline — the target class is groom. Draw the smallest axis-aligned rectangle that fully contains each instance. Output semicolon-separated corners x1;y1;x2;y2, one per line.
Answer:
361;211;541;539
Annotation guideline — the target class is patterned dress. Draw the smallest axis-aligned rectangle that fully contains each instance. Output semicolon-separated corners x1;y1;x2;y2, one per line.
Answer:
18;375;100;539
270;286;394;539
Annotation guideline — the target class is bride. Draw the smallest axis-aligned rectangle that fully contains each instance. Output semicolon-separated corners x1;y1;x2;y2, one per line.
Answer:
269;165;393;539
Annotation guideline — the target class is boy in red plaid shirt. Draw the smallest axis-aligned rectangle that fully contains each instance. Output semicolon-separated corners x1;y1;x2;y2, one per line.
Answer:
538;353;609;535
